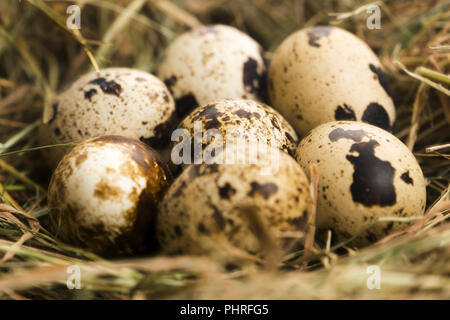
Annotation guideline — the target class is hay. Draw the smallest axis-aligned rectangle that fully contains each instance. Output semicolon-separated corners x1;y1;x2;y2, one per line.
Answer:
0;0;449;299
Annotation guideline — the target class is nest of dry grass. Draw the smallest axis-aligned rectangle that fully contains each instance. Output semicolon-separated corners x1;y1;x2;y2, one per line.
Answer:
0;0;449;299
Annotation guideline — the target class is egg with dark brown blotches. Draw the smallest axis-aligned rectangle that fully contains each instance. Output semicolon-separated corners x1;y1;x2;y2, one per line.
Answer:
295;121;426;247
158;24;267;119
47;136;173;256
171;99;298;169
39;68;176;168
156;146;312;257
268;26;396;136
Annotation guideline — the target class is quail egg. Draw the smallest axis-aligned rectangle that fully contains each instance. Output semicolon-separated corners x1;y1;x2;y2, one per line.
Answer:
39;68;176;168
295;121;426;246
158;24;267;118
156;146;312;257
171;99;298;170
268;26;396;136
47;136;173;256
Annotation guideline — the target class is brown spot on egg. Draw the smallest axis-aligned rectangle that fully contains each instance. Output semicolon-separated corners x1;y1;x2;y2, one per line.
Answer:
188;163;220;179
197;222;210;235
369;64;393;99
218;183;237;199
362;102;392;132
48;102;59;124
234;109;253;119
194;104;224;130
307;26;332;48
248;182;278;199
172;180;186;198
400;171;414;185
346;140;396;207
285;132;295;144
243;57;264;98
94;178;124;200
89;78;122;96
335;104;356;120
329;127;367;142
164;75;177;91
84;89;97;101
212;205;226;230
75;152;88;167
288;216;305;229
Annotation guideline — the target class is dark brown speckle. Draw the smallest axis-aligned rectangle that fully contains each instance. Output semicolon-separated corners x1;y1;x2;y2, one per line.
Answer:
89;78;122;96
335;104;356;121
248;182;278;199
307;26;332;48
400;171;414;185
362;102;392;132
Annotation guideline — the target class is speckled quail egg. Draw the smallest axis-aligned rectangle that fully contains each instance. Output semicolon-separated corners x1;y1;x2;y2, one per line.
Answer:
268;26;396;136
171;99;298;169
48;136;173;256
39;68;176;168
156;146;312;257
295;121;426;247
157;24;267;118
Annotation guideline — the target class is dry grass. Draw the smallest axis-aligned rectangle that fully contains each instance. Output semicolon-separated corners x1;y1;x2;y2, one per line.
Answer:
0;0;449;299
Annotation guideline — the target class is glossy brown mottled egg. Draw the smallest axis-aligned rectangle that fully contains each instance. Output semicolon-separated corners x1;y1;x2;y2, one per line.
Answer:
39;68;176;168
171;99;298;169
47;136;173;256
156;146;312;257
295;121;426;246
268;26;396;136
158;25;267;119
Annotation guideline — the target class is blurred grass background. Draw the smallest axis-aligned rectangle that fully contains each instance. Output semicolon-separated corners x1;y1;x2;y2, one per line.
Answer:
0;0;448;299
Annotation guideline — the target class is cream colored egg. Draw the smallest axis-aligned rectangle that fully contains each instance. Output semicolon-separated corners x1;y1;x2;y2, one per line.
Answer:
48;136;173;256
39;68;176;168
268;26;396;136
156;146;312;257
158;25;267;118
295;121;426;246
171;99;298;169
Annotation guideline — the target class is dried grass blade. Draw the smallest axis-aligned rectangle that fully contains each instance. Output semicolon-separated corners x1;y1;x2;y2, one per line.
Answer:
95;0;148;66
150;0;202;28
0;204;40;261
304;164;319;258
395;60;450;96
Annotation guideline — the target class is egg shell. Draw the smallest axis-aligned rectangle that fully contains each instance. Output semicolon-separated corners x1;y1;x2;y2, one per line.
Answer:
39;68;176;168
295;121;426;246
156;146;312;257
268;26;396;136
158;24;267;118
173;99;298;165
47;136;173;256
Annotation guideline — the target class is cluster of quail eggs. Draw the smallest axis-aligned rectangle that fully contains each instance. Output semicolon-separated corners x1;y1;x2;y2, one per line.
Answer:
43;24;426;259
